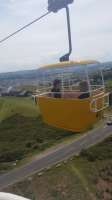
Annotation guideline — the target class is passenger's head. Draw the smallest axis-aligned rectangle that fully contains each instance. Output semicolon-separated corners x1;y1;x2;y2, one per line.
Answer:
53;79;61;89
79;81;89;92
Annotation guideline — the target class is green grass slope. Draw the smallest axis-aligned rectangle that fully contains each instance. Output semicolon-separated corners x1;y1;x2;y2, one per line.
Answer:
0;97;39;121
0;97;75;172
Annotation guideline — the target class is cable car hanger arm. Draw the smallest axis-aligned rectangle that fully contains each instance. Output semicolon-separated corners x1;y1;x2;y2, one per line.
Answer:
48;0;74;62
60;5;72;62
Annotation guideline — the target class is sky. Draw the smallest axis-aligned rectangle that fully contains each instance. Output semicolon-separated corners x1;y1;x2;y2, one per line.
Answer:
0;0;112;73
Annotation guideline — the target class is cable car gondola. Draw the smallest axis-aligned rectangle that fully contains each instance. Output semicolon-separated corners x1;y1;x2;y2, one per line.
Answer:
36;61;109;132
35;0;109;132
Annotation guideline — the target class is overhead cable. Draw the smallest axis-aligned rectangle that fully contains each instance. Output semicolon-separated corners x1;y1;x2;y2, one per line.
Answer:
0;11;50;44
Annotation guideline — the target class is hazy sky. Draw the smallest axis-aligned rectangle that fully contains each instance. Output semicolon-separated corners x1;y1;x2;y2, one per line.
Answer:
0;0;112;72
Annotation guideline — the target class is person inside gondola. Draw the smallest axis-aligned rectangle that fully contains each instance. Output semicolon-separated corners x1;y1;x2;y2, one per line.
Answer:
79;81;90;99
51;79;61;98
109;92;112;106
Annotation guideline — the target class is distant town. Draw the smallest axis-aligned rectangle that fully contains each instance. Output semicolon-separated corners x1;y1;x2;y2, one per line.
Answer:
0;86;32;97
0;69;39;97
0;61;112;97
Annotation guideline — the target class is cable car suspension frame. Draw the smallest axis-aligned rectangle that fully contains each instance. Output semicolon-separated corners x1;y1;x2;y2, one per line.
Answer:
48;0;74;62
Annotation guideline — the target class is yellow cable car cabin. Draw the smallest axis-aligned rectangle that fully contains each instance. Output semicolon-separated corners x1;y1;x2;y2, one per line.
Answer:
35;61;109;132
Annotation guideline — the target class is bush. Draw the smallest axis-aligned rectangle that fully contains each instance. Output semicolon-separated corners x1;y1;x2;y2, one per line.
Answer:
80;149;97;162
0;150;24;162
26;142;32;148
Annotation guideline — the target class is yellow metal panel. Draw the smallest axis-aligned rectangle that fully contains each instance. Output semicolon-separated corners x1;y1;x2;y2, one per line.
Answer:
37;97;98;132
41;60;99;69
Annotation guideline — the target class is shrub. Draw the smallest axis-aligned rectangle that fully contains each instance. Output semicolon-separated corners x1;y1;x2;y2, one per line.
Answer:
80;149;97;162
25;142;32;148
0;150;24;162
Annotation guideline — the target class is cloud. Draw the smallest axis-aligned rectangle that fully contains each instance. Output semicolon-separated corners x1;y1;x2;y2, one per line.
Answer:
0;0;112;72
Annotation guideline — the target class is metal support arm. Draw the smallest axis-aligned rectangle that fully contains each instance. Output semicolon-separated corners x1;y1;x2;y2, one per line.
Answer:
60;6;72;62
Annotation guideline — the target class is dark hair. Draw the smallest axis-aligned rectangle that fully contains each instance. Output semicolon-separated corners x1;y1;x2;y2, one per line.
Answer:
53;79;61;86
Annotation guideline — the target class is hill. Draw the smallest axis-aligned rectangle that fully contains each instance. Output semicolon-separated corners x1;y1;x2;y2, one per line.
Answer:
0;97;39;121
4;135;112;200
0;97;75;172
0;61;112;89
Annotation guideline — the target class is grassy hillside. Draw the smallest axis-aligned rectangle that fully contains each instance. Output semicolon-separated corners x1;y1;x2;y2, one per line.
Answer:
5;136;112;200
0;97;39;121
105;80;112;92
0;97;75;172
1;96;112;199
